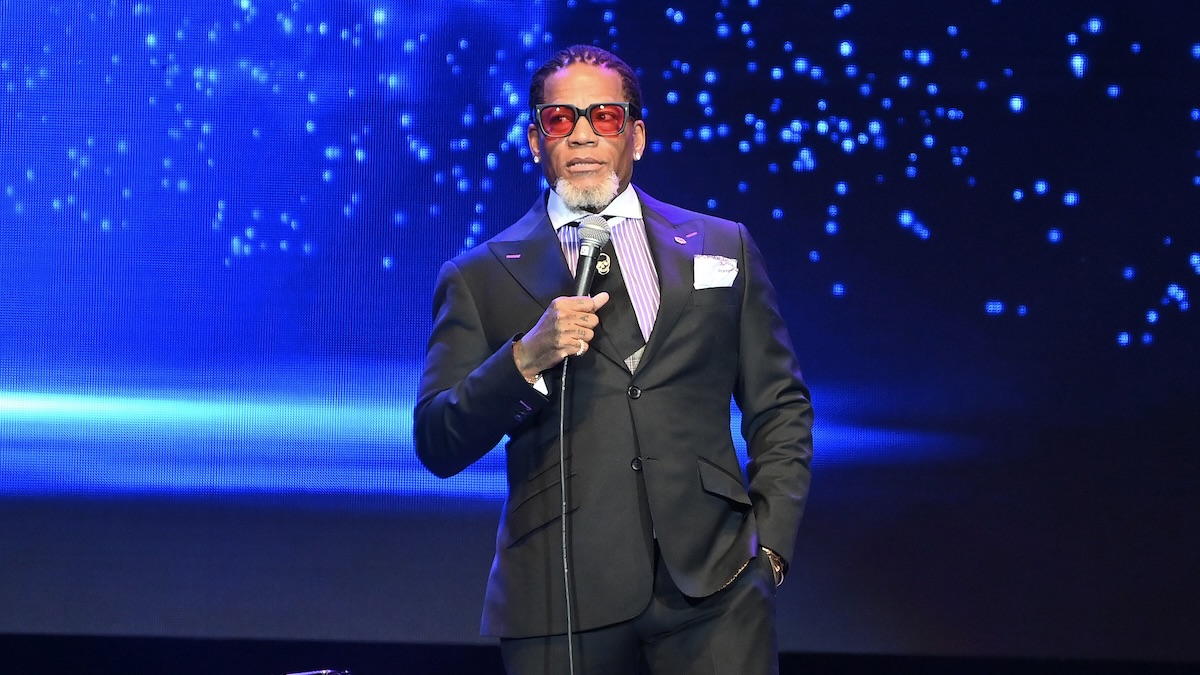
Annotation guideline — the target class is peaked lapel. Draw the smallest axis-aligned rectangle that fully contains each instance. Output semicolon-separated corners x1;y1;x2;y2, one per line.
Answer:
636;188;705;372
488;195;573;309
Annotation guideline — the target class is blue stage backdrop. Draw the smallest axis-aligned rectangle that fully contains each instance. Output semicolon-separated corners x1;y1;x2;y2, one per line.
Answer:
1;0;1198;663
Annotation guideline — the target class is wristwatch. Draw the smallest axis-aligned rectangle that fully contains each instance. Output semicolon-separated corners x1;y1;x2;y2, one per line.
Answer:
761;546;787;587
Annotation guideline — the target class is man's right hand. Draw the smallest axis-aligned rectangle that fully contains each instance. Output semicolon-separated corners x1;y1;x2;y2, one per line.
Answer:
513;292;610;380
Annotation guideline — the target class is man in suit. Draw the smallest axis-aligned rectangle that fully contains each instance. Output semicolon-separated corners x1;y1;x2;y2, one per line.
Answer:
414;45;813;674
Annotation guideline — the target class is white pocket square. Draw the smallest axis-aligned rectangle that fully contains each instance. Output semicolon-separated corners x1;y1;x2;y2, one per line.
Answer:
693;254;738;289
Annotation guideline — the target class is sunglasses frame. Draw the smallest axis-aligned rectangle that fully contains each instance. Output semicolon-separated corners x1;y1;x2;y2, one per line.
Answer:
533;102;633;138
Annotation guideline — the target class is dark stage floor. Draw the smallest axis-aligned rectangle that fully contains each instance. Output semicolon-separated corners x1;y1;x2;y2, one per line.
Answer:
2;634;1197;675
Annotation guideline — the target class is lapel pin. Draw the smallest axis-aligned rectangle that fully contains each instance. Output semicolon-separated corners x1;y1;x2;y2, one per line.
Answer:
597;252;611;275
674;236;687;245
686;231;698;238
505;253;521;259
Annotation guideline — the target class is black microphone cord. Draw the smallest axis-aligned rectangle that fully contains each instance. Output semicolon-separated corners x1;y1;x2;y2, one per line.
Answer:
558;214;610;675
558;356;575;675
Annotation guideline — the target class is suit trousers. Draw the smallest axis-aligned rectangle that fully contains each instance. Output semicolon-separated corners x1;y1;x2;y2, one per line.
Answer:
500;546;779;675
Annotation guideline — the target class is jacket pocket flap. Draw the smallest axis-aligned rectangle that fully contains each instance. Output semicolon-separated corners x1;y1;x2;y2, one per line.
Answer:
697;458;752;508
504;475;579;548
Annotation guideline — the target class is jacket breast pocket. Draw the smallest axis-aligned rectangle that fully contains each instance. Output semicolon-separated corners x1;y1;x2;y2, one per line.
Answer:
690;286;739;306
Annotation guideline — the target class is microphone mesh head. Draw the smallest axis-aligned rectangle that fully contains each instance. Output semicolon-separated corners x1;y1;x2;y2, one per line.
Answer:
577;214;611;250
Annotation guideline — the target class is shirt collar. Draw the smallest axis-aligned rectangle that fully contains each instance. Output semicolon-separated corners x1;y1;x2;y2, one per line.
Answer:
547;184;643;231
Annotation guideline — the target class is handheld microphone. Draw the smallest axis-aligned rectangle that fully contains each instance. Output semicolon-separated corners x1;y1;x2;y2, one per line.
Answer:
560;213;610;675
574;214;611;296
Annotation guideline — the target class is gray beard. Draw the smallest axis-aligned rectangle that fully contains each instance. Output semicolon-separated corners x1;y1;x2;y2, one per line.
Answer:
554;172;620;212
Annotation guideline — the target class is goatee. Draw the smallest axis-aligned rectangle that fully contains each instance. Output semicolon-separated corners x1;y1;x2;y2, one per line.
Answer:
555;172;620;212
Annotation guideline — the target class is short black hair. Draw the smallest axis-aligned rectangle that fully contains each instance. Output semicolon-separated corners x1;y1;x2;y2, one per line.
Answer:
529;45;643;121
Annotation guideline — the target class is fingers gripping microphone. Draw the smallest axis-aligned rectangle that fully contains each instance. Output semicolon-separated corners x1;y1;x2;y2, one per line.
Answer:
574;214;611;296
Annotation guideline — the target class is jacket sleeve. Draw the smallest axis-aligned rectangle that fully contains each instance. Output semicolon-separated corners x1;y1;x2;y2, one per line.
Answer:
732;223;814;565
413;259;549;478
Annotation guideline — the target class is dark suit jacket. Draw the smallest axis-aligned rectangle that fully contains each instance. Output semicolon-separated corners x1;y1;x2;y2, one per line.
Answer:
414;187;813;639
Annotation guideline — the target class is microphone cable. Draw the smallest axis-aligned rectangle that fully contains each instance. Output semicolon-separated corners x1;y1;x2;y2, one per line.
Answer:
558;356;576;675
557;214;610;675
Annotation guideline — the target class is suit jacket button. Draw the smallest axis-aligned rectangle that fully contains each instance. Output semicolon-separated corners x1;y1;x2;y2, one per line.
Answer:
630;457;643;471
627;386;641;399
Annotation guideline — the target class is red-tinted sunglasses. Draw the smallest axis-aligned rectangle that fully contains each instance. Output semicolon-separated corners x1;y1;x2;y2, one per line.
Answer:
534;102;633;138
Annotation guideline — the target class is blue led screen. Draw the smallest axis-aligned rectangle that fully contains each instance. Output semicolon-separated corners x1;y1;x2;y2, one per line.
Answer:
1;0;1198;662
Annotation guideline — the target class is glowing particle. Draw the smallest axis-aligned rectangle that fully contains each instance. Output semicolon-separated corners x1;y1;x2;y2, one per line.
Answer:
1117;332;1131;346
832;283;845;296
1009;96;1025;112
1070;54;1087;78
839;41;853;57
986;301;1005;314
1048;228;1062;243
1063;191;1080;206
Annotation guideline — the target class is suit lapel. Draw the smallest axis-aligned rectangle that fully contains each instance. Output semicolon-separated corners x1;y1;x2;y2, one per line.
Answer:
484;190;706;373
638;190;704;371
488;197;573;308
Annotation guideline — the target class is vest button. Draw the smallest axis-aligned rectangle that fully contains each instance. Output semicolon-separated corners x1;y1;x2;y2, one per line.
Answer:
630;457;643;471
627;386;641;399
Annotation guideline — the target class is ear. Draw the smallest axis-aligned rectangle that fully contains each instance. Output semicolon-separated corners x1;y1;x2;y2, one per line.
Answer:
526;123;541;163
632;119;646;159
